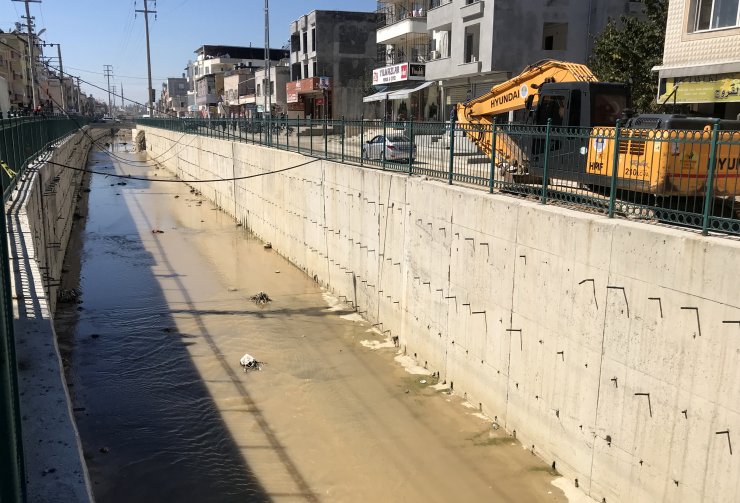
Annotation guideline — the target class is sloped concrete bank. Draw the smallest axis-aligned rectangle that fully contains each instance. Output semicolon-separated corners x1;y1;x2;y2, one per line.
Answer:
141;126;740;503
6;127;108;503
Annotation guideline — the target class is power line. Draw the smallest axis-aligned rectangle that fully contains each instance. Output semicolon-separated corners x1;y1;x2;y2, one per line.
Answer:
44;157;321;184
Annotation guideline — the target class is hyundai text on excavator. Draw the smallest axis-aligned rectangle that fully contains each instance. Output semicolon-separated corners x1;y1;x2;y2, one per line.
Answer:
455;59;740;197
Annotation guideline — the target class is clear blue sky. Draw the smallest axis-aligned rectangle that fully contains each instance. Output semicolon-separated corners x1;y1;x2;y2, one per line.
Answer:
1;0;377;105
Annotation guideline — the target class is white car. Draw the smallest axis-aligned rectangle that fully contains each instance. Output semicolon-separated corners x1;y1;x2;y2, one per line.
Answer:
362;135;416;162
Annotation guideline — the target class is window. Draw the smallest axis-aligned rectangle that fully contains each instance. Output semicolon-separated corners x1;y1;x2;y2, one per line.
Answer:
463;24;479;63
311;27;316;52
303;63;309;78
313;61;317;77
257;83;261;96
270;80;275;95
694;0;740;30
536;95;566;126
542;23;568;50
302;31;308;53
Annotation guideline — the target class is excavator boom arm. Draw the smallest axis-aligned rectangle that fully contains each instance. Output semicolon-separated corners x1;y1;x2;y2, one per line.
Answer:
458;60;597;123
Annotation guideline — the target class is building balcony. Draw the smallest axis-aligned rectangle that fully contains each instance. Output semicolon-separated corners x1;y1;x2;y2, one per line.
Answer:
376;2;427;44
460;0;484;19
426;0;452;29
377;18;427;44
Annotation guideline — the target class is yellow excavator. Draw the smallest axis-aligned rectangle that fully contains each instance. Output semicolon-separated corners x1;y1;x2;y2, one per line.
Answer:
456;59;740;196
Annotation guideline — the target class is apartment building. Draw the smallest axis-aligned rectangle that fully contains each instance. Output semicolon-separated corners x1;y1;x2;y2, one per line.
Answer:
185;45;288;116
160;77;188;117
288;10;378;119
368;0;636;121
0;31;32;110
654;0;740;119
223;66;257;117
255;64;290;117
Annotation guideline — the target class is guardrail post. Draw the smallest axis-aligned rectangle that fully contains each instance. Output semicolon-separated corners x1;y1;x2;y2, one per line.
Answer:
382;117;387;171
702;120;720;235
297;118;301;154
408;120;414;175
608;120;622;217
360;116;364;167
448;115;456;185
541;119;552;204
310;118;313;156
341;116;345;163
324;116;328;159
489;118;496;193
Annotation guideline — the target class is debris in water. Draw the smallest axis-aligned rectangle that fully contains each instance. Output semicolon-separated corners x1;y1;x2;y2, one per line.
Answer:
58;288;80;303
249;291;272;307
116;182;127;186
151;229;165;234
99;446;110;454
174;195;180;198
239;353;263;372
263;243;272;249
275;270;280;274
419;379;427;384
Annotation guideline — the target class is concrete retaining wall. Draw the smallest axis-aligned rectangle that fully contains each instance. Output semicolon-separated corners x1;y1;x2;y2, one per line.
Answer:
6;128;106;503
142;126;740;503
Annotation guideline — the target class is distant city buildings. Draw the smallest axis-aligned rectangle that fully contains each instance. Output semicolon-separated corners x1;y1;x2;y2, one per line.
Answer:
0;29;83;114
158;0;726;122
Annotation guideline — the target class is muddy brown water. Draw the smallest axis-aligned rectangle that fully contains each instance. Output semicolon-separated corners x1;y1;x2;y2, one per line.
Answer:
54;134;568;503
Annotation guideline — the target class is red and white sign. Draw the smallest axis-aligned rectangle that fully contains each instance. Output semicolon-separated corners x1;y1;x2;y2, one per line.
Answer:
373;63;409;85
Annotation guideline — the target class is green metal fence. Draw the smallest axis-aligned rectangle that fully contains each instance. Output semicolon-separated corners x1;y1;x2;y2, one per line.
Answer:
0;114;84;503
137;117;740;237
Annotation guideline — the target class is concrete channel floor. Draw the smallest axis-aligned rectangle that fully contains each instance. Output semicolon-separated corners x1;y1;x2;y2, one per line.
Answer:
54;138;575;502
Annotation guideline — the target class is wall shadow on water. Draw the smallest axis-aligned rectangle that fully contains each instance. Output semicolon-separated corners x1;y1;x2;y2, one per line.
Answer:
55;142;306;503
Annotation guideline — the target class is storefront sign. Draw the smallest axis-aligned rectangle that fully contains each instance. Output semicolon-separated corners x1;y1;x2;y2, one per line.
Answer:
286;77;332;103
409;64;425;79
287;102;305;111
373;63;426;85
659;73;740;104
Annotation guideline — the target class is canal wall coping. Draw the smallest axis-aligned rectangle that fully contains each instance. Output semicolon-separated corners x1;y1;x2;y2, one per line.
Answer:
6;128;106;503
140;126;740;503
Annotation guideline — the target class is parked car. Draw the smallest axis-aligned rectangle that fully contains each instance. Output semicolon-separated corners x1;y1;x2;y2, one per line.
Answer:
362;135;416;162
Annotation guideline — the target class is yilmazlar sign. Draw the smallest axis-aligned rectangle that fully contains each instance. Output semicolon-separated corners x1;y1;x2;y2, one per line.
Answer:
659;73;740;104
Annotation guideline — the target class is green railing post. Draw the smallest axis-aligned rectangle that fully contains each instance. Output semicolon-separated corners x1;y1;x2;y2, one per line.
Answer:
408;120;413;175
489;118;496;193
448;115;456;185
297;118;301;154
541;119;552;204
324;116;328;159
360;116;364;167
702;120;721;235
310;118;313;156
0;150;25;502
341;116;345;163
608;120;622;217
382;116;387;170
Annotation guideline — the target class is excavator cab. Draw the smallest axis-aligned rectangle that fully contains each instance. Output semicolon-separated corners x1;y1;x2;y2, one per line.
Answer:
526;82;629;180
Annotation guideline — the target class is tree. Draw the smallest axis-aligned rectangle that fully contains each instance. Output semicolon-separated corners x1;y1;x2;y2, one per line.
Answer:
589;0;669;113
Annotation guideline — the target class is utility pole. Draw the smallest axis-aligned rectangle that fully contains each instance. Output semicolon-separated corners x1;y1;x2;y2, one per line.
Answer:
112;85;117;118
136;0;156;117
42;42;65;113
120;82;124;108
103;64;113;116
13;0;41;109
264;0;271;140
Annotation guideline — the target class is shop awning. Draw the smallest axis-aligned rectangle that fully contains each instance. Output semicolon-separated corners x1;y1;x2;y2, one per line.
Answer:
388;81;434;100
363;90;391;103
